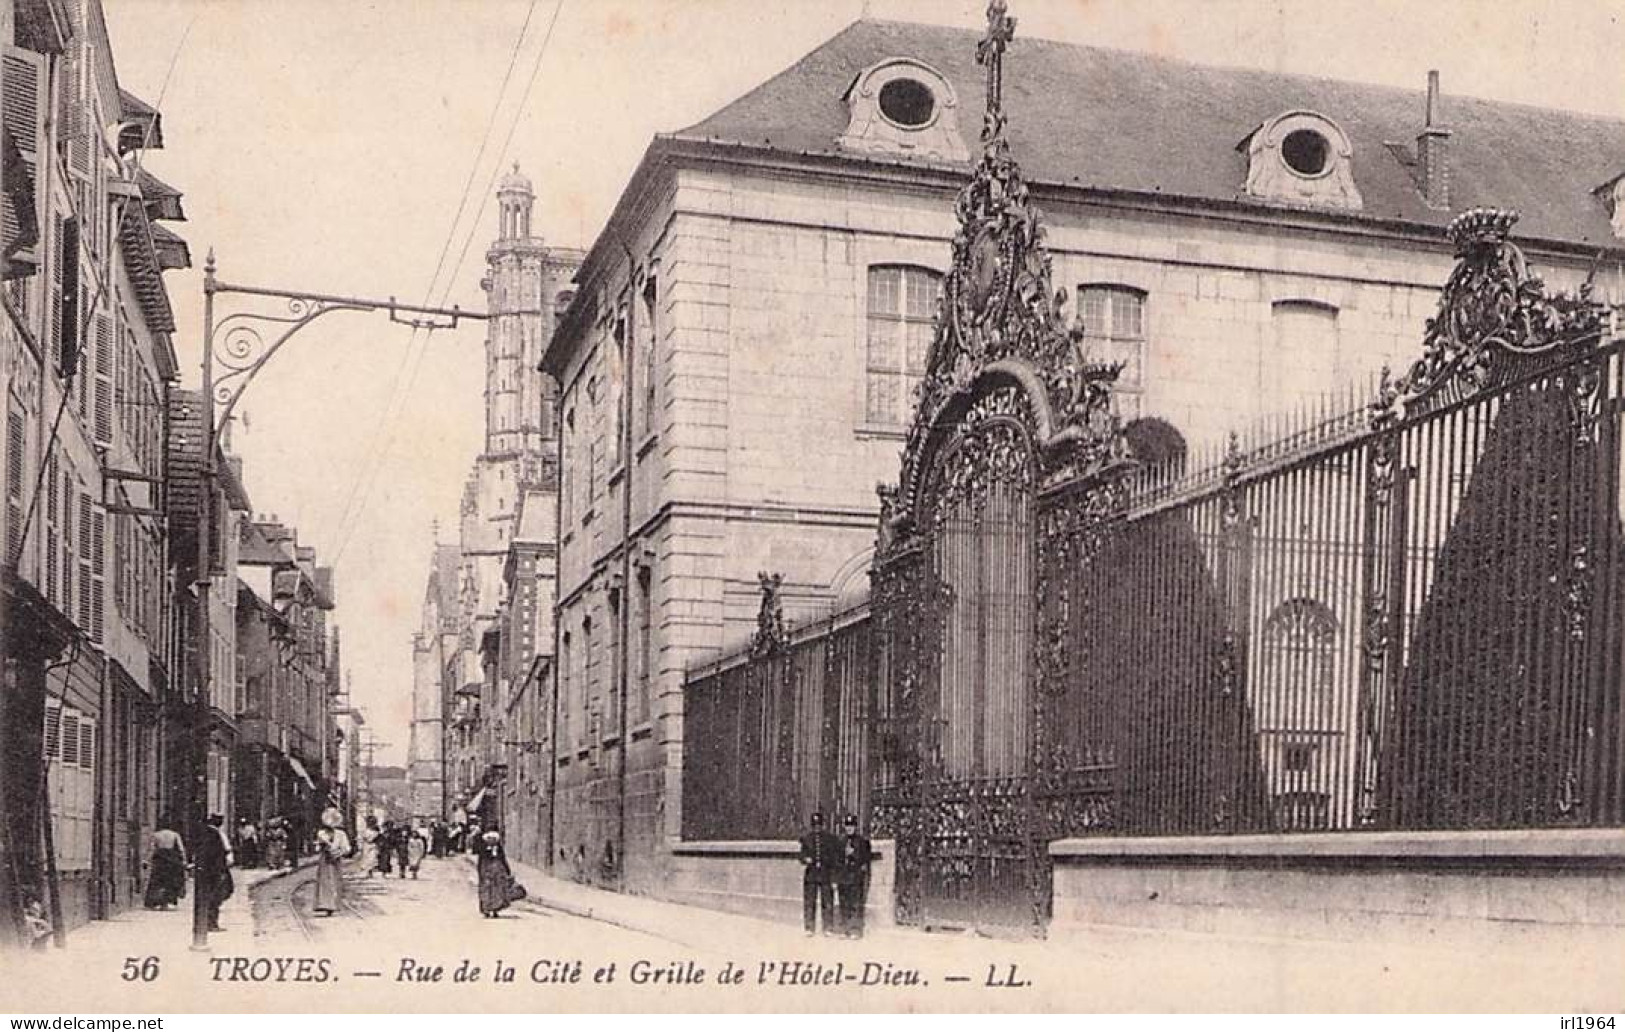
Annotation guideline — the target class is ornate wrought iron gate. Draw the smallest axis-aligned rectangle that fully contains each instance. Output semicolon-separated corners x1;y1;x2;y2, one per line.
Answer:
870;1;1128;934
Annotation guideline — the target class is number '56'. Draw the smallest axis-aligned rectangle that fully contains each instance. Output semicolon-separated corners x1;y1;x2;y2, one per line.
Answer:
121;956;160;982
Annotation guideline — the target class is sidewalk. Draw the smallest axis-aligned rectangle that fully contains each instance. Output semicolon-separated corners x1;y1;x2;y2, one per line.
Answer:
472;853;1625;1011
21;858;317;961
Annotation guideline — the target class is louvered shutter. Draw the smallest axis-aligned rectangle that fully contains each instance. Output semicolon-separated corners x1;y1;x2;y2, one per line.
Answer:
90;508;104;641
44;457;58;601
93;313;112;443
2;47;45;277
57;218;79;379
59;474;72;610
77;491;91;629
5;409;23;561
61;709;79;766
43;698;61;759
80;716;95;772
76;285;90;416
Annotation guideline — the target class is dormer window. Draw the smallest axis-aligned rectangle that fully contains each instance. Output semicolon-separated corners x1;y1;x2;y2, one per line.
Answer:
838;58;967;163
878;78;936;129
1281;129;1330;177
1241;111;1362;211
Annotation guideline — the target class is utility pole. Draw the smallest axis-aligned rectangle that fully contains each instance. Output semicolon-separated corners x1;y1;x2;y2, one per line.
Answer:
189;254;485;948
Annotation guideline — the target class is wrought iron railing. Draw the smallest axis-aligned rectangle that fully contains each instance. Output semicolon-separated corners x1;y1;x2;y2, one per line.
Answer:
681;603;872;840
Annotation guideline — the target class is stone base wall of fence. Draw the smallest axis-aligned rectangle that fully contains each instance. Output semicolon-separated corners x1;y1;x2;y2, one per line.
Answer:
1049;830;1625;942
667;839;896;933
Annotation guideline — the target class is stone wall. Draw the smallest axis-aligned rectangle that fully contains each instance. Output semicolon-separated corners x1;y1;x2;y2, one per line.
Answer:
666;839;896;932
1050;831;1625;942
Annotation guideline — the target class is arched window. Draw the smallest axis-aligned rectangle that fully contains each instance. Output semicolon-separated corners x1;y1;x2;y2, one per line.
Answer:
1262;598;1337;725
1261;598;1339;829
866;265;941;426
1077;285;1147;419
1271;300;1340;410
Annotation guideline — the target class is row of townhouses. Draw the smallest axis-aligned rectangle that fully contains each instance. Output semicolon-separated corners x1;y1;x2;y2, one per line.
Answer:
0;0;357;947
413;15;1625;935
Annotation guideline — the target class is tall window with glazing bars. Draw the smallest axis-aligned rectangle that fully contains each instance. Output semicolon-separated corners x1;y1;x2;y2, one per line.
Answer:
866;265;941;427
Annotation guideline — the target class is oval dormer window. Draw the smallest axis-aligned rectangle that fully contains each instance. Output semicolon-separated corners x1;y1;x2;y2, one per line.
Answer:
1281;128;1331;177
879;77;936;129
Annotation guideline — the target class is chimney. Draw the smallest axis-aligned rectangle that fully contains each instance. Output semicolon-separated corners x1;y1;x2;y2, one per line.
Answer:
1417;70;1452;209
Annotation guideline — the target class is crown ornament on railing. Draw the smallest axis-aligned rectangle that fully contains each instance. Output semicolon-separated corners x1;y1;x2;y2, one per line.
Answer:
1371;208;1605;426
878;1;1128;554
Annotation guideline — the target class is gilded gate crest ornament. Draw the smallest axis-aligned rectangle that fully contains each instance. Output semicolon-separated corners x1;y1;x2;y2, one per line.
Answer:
880;0;1128;560
1371;208;1604;425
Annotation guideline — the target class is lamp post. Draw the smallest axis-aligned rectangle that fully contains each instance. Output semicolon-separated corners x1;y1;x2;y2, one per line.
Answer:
189;252;485;948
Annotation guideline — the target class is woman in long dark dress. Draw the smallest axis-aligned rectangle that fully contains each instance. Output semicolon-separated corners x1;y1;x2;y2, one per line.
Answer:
475;826;517;918
143;823;187;909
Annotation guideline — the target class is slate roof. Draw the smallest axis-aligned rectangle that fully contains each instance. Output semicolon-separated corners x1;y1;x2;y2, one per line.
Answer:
677;19;1625;248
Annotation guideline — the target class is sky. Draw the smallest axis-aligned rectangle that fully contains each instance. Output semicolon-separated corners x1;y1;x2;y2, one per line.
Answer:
100;0;1625;765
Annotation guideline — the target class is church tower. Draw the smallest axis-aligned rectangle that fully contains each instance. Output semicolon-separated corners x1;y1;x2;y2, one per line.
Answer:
480;164;563;472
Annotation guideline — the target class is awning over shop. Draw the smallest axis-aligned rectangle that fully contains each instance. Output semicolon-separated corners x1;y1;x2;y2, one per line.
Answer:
465;787;487;813
287;754;316;790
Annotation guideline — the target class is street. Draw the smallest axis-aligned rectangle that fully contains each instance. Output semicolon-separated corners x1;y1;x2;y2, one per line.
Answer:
6;851;1624;1013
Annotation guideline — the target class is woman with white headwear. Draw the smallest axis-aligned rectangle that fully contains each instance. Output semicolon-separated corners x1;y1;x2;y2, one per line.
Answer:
313;807;350;917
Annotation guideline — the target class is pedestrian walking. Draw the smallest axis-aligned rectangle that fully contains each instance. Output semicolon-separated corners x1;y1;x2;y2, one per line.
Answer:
235;818;261;869
194;814;235;932
359;816;381;877
798;811;839;936
834;813;873;939
377;820;396;875
475;825;523;918
392;821;411;878
263;816;288;869
142;820;187;910
312;807;349;917
404;821;429;878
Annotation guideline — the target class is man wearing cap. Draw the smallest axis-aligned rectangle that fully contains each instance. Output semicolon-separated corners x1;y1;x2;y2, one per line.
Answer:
797;811;839;936
834;814;874;939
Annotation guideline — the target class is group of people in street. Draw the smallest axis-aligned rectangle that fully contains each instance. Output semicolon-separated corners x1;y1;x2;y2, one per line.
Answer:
799;811;874;939
142;813;236;931
358;817;430;879
143;804;522;923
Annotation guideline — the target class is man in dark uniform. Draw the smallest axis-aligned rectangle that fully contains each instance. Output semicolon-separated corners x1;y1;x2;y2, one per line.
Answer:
834;813;874;939
798;811;838;936
194;814;234;932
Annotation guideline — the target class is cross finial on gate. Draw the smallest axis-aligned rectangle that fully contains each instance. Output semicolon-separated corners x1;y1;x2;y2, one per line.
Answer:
976;0;1017;133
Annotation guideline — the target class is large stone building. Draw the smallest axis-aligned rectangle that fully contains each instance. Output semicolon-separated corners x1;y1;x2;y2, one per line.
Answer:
408;169;579;834
1;0;191;940
538;18;1625;898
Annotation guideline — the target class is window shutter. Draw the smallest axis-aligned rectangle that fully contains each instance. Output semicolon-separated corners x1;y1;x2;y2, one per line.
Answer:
77;285;91;416
5;409;23;562
61;709;79;766
43;698;62;759
57;218;79;379
59;474;73;610
77;490;91;629
2;47;45;278
90;508;104;641
80;716;96;772
93;313;112;444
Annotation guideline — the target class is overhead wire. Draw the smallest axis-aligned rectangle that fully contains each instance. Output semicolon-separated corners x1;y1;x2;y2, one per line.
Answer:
318;0;543;553
330;0;568;565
